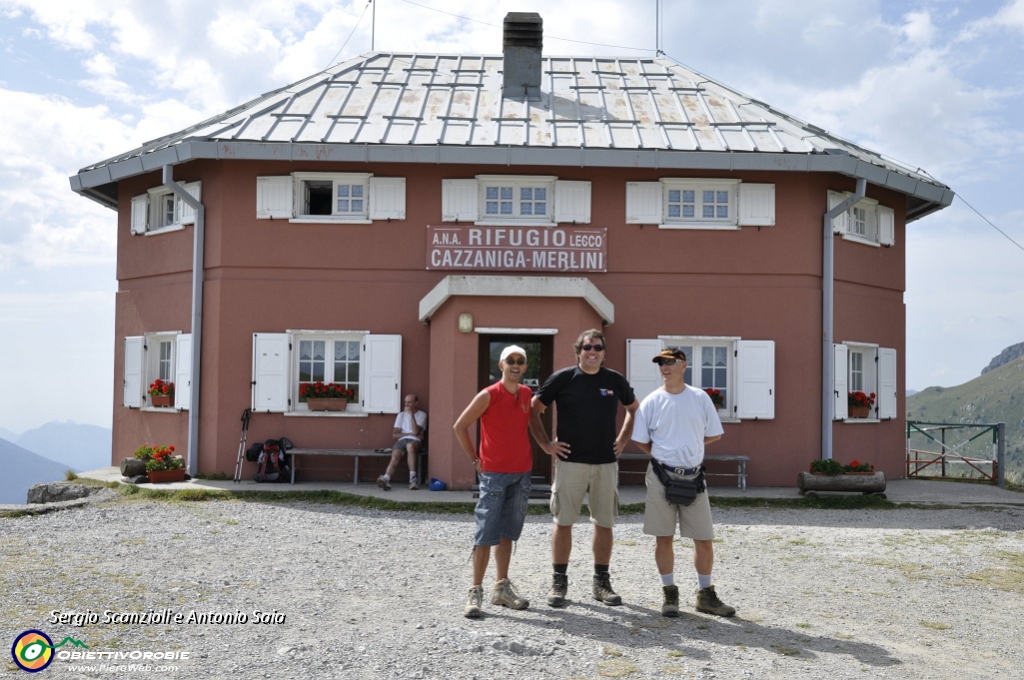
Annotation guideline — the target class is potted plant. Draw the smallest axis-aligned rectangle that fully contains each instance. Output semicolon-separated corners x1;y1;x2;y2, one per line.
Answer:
808;459;844;476
135;444;186;483
704;388;725;409
301;382;355;411
844;460;876;475
149;379;175;408
847;391;875;418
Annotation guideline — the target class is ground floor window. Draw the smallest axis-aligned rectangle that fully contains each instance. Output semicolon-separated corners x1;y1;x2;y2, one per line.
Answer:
122;332;192;410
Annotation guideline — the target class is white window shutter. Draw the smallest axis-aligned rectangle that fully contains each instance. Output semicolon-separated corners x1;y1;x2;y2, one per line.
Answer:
738;183;775;227
364;334;402;414
735;340;775;419
368;177;406;220
256;176;293;219
442;179;479;222
627;339;663;405
175;181;201;225
123;336;144;407
833;343;849;420
130;195;148;235
878;205;895;247
554;180;591;224
252;333;290;412
877;348;897;420
827;190;849;234
625;182;662;224
175;334;192;411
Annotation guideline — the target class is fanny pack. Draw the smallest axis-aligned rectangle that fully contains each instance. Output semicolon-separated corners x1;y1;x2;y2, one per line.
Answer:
651;460;706;507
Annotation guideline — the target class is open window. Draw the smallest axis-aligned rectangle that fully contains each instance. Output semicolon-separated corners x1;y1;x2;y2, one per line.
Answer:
122;332;192;410
828;190;895;247
255;173;406;223
627;336;774;419
626;180;774;229
252;332;402;415
129;182;201;235
441;175;591;226
833;342;897;421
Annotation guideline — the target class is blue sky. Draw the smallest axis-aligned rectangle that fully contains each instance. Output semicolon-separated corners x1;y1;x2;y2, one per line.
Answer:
1;0;1022;432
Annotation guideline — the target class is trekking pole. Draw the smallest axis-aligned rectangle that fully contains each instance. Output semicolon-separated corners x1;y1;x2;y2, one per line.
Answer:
233;408;251;483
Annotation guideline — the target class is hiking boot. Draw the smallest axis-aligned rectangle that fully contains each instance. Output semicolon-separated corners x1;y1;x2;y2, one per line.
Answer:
662;585;680;617
491;578;529;610
409;480;419;490
592;573;623;606
695;585;735;617
547;573;569;608
376;475;391;491
464;585;483;618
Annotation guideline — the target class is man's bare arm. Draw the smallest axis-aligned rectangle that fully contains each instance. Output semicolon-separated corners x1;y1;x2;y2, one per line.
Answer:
704;435;722;445
632;440;652;455
530;397;570;459
613;399;640;456
453;391;491;470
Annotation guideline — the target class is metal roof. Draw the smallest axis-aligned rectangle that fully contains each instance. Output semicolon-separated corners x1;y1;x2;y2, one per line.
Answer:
71;52;952;220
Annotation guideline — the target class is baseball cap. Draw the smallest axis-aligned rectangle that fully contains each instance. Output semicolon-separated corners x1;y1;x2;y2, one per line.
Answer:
500;345;527;363
652;348;687;363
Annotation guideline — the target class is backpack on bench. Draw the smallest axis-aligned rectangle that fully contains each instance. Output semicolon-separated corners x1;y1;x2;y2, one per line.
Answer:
254;438;292;483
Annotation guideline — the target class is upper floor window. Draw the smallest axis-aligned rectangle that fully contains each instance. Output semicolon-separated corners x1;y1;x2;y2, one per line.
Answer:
626;180;774;230
255;174;406;223
442;175;591;226
828;191;895;247
129;182;201;236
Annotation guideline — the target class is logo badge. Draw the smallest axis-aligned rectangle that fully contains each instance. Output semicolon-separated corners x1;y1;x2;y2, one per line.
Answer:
11;630;54;673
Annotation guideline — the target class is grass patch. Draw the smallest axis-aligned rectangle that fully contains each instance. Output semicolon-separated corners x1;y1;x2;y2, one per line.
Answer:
918;620;952;630
603;647;623;657
796;623;812;628
64;470;79;481
666;650;684;658
711;495;896;510
596;660;638;677
771;645;802;656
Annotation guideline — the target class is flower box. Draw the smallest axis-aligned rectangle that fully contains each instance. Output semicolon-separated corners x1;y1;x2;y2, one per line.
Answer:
849;405;870;419
306;397;350;412
147;468;186;484
151;394;175;408
798;470;886;495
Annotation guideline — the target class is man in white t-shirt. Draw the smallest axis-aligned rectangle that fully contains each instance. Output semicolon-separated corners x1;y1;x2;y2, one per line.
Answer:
378;394;427;490
631;348;735;618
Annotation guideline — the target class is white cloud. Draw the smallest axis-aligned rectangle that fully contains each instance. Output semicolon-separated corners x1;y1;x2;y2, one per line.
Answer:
901;11;936;46
207;14;282;56
959;0;1024;40
84;52;117;77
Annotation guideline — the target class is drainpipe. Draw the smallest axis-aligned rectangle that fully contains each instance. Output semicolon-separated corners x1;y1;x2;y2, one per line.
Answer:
163;165;204;477
822;177;867;460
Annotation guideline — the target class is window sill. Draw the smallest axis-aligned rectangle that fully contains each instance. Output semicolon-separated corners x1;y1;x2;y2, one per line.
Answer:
141;406;184;413
144;224;186;236
658;222;739;231
842;418;879;424
474;220;557;228
720;417;741;424
288;218;373;224
284;411;369;418
841;233;881;247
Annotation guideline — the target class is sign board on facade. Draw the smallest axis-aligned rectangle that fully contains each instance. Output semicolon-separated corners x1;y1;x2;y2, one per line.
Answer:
426;225;608;273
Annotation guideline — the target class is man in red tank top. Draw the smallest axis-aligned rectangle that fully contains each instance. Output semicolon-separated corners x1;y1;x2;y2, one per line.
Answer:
453;345;536;619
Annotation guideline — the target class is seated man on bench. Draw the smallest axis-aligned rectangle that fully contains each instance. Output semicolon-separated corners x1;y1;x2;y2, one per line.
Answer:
378;394;427;490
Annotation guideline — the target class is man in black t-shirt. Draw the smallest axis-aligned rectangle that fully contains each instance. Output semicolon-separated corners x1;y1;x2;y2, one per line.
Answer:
530;329;638;608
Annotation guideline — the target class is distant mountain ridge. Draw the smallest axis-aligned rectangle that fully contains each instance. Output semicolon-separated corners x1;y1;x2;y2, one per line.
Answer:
7;421;112;472
982;341;1024;375
0;438;71;504
907;355;1024;475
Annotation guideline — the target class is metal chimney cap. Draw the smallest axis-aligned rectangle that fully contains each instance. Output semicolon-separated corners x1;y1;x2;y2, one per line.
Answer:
503;12;543;48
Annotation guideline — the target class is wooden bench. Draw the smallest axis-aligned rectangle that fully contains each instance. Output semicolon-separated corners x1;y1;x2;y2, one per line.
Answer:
618;453;749;491
288;448;427;485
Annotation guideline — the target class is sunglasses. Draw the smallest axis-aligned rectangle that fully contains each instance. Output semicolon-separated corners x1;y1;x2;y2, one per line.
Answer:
655;358;681;366
581;344;605;352
504;358;526;366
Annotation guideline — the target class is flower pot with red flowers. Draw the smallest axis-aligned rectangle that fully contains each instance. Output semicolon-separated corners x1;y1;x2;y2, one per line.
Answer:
301;382;355;411
847;391;875;418
148;379;175;408
135;444;185;483
704;388;725;410
844;460;876;476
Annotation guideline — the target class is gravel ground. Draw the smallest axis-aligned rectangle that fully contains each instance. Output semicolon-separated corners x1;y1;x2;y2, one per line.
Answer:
2;495;1023;679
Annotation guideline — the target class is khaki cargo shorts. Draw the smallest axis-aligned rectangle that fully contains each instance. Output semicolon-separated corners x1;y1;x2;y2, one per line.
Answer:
550;460;619;528
642;464;715;540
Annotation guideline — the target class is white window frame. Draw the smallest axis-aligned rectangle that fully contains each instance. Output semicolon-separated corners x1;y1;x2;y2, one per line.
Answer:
291;172;372;224
441;175;592;226
841;341;879;422
626;180;774;229
660;336;739;418
130;182;201;236
121;331;190;411
661;179;739;229
829;190;893;247
251;331;403;416
477;175;556;227
292;331;367;414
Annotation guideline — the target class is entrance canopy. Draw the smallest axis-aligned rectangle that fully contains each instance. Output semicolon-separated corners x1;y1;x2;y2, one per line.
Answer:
418;275;614;324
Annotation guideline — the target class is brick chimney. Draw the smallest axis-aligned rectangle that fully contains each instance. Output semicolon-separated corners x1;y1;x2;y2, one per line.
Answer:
502;12;543;100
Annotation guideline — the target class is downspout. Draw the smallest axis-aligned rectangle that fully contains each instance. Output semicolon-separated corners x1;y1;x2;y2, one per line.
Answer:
822;177;867;460
163;165;204;477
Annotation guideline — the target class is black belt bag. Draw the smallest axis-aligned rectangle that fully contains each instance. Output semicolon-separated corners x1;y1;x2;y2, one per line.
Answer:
651;460;706;507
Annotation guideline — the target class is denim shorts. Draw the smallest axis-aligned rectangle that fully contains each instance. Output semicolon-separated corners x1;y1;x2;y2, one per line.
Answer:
473;470;531;547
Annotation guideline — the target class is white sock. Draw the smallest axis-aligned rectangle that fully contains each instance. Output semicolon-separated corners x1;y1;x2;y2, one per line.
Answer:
660;573;674;586
409;472;417;483
698;573;712;590
382;474;390;482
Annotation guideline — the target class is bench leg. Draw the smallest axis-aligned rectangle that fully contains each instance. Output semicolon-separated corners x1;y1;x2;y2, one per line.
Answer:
291;454;296;484
354;456;359;486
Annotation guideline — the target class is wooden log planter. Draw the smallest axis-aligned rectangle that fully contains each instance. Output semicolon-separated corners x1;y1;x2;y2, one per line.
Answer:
798;471;886;497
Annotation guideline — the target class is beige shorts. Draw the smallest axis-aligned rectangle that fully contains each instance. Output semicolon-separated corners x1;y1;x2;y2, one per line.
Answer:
642;464;715;540
550;460;619;528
